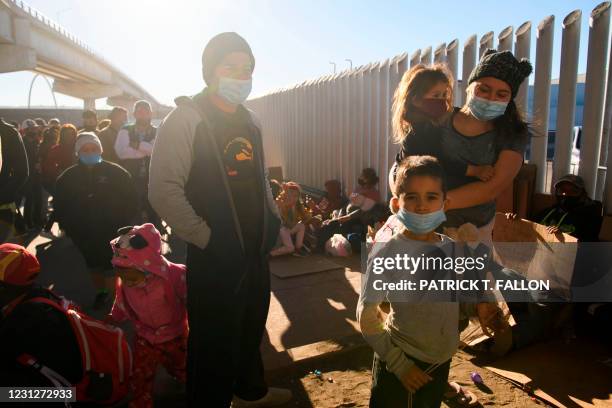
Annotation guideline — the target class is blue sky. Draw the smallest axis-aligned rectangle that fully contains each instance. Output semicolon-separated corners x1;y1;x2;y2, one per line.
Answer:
0;0;605;109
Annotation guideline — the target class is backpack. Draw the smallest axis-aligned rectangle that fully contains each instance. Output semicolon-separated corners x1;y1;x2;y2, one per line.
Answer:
11;292;132;406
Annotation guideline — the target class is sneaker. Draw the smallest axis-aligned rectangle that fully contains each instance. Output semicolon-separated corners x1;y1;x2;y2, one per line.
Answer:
231;387;292;407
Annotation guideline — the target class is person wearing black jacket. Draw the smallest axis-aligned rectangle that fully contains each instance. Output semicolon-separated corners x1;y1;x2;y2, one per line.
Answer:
54;132;137;309
535;174;603;242
21;120;45;230
149;33;289;407
0;119;29;242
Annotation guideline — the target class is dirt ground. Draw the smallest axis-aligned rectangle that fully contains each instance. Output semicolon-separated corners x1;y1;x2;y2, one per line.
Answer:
268;346;543;408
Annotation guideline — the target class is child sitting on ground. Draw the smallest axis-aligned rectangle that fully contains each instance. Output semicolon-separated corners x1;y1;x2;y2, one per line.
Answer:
358;156;482;407
331;168;381;226
270;182;312;257
308;179;347;221
317;169;387;253
108;223;188;408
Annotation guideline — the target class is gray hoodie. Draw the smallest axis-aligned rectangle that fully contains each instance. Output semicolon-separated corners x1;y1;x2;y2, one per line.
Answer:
148;95;279;250
357;232;459;379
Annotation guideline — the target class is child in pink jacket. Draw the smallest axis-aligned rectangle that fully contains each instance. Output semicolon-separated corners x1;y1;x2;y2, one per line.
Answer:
109;223;188;408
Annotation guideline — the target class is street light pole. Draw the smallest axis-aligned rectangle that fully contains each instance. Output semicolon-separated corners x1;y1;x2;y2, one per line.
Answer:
345;59;353;70
329;61;336;74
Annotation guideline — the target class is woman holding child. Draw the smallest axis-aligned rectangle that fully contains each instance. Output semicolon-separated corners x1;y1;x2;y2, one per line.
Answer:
361;50;533;407
390;49;532;244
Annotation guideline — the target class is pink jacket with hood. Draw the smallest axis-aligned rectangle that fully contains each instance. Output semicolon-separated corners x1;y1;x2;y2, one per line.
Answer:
110;223;188;344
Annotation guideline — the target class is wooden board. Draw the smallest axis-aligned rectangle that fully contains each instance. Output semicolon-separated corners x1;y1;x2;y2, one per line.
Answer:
484;338;612;407
270;254;344;279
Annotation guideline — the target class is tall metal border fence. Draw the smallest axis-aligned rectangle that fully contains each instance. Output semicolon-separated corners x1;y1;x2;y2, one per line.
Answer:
247;2;612;211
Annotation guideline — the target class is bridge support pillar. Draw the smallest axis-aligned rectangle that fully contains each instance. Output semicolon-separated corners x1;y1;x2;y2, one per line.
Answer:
83;98;95;111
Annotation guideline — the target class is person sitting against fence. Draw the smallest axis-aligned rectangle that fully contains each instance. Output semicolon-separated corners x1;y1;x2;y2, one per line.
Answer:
347;167;382;216
533;175;607;345
333;169;381;224
317;168;387;253
270;181;312;257
357;156;480;407
534;174;603;242
0;243;82;387
389;64;496;195
269;178;283;200
308;179;347;220
108;223;188;408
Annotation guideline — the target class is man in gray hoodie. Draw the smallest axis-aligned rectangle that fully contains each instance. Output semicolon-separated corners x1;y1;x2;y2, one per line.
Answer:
148;32;288;407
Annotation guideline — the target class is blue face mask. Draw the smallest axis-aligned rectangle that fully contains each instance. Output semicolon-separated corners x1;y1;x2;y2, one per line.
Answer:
79;152;102;166
217;77;252;105
467;94;508;121
396;207;447;235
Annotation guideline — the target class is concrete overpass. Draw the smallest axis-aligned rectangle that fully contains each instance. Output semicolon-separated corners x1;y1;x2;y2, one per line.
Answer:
0;0;170;116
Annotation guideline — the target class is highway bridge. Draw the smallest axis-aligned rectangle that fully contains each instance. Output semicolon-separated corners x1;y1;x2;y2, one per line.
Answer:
0;0;169;115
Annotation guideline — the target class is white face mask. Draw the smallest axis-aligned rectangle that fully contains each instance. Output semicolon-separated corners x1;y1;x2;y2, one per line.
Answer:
217;77;252;105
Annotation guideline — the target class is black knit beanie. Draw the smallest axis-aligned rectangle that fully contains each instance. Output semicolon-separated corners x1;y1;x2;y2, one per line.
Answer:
201;32;255;85
468;49;533;98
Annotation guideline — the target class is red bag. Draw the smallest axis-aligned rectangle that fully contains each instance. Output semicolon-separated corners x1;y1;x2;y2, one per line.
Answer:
16;295;132;405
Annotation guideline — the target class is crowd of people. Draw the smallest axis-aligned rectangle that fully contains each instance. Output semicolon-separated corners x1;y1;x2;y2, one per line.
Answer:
0;102;160;310
0;31;610;408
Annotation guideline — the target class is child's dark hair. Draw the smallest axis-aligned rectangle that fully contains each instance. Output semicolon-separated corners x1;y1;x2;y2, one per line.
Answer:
394;155;447;197
358;168;379;187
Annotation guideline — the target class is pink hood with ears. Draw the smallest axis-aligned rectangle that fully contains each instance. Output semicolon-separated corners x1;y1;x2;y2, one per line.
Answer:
110;224;188;344
110;223;169;278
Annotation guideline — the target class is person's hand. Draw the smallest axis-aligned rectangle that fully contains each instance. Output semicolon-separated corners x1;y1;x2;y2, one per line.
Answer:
547;225;560;235
505;212;517;220
400;365;432;393
468;165;495;181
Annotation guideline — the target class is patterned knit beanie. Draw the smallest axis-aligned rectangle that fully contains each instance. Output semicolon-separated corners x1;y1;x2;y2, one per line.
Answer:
468;49;533;98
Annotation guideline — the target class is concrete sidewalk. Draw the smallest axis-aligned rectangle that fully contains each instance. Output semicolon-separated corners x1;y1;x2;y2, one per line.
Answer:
25;231;367;405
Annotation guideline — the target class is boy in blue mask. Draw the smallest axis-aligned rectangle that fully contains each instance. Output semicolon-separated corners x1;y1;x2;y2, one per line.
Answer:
54;132;138;310
358;155;484;408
